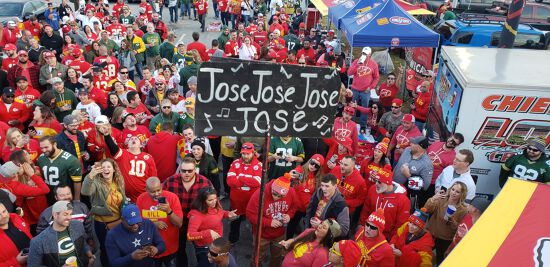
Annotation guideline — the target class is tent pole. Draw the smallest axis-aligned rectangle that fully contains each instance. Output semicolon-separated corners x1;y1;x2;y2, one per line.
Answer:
432;43;440;70
347;45;352;88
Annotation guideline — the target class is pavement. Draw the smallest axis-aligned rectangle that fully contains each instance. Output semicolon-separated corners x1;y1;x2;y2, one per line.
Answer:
124;5;259;266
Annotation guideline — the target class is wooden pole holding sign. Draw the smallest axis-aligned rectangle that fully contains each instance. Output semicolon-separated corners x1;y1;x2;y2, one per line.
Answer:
194;59;341;266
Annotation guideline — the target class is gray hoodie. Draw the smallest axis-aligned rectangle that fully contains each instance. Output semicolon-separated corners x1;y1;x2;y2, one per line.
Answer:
306;187;350;236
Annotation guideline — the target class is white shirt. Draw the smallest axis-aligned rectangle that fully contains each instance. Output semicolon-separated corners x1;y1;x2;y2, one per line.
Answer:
76;102;102;123
435;165;476;201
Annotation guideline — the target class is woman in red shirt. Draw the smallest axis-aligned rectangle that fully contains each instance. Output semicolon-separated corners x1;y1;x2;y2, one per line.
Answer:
2;128;41;163
360;138;391;189
188;187;237;267
28;105;63;140
287;154;325;239
0;202;32;267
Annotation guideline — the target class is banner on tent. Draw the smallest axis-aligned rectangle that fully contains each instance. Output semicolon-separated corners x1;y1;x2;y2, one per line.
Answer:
194;61;341;137
405;47;433;90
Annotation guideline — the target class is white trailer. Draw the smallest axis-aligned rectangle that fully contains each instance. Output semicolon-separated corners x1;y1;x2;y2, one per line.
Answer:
426;46;550;199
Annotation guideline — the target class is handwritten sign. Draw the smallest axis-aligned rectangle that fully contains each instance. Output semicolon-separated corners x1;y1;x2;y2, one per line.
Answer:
195;60;341;137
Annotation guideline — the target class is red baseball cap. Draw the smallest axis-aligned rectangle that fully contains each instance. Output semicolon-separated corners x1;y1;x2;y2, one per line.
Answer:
403;114;415;123
4;44;16;51
43;51;56;58
391;98;403;107
241;142;255;154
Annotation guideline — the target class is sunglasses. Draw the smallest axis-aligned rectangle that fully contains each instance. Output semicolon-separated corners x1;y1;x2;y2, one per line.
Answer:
391;106;401;109
155;83;164;85
120;72;129;74
162;106;171;109
526;147;541;152
208;250;229;257
242;144;254;150
310;161;320;169
180;169;195;173
5;95;15;98
366;223;378;231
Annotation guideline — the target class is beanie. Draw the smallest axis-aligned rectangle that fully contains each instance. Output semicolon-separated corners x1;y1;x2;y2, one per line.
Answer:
191;139;206;152
337;240;361;267
527;138;546;152
409;207;429;229
367;208;386;232
375;137;390;154
272;173;291;196
373;165;393;185
336;137;353;154
0;161;21;178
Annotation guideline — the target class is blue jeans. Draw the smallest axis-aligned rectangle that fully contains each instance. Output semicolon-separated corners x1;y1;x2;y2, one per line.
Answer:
194;245;213;267
242;14;249;26
230;13;238;29
352;88;371;127
415;120;425;132
180;2;190;17
169;6;178;22
212;0;219;18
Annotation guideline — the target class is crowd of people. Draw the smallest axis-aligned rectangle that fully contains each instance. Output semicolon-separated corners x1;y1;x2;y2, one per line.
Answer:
1;0;550;266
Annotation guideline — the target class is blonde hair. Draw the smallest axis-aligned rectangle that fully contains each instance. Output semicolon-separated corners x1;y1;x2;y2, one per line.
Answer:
448;181;468;205
6;128;23;148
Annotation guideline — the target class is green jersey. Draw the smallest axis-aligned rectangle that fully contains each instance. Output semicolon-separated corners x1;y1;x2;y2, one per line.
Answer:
159;41;176;63
53;89;79;121
268;137;305;179
57;228;77;266
37;150;82;203
502;153;550;183
142;32;162;57
119;14;135;25
283;34;301;52
172;53;186;68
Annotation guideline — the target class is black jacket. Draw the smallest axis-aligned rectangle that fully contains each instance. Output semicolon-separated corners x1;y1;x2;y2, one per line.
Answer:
40;33;64;60
306;187;350;236
55;131;88;163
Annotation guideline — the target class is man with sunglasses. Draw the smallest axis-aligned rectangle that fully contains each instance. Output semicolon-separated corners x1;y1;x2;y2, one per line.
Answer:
0;87;30;131
378;99;405;139
377;73;401;112
109;66;137;91
163;157;212;266
427;133;464;195
105;204;166;267
360;165;409;240
354;208;394;267
149;99;185;134
499;138;550;188
146;76;169;115
208;238;237;267
388;114;422;163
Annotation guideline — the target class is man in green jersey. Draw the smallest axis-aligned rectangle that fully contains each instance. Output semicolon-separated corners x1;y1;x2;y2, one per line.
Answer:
267;136;305;180
37;136;82;205
142;23;162;71
499;138;550;187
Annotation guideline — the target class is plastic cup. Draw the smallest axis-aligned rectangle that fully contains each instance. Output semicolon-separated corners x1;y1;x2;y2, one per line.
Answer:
65;256;78;267
444;205;456;220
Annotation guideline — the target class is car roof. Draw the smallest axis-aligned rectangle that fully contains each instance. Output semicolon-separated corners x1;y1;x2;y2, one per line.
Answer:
446;20;543;34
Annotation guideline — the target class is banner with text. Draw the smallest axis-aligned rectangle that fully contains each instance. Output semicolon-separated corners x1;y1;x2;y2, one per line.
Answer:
195;61;341;137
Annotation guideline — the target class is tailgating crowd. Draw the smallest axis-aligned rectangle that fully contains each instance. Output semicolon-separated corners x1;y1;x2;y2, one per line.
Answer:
1;0;550;267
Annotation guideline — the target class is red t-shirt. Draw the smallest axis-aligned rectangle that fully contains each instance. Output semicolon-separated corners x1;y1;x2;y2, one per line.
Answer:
93;75;111;93
2;57;18;71
187;41;210;62
427;141;456;185
224;40;239;57
136;191;183;257
378;82;399;108
121;125;152;146
114;149;157;202
68;59;92;76
15;87;41;108
125;104;152;126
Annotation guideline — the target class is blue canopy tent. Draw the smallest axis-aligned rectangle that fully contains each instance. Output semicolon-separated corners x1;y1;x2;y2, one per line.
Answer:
340;0;439;47
328;0;384;29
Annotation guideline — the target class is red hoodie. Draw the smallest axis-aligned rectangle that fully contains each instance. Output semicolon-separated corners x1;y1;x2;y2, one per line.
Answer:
0;213;32;266
360;183;410;239
1;175;49;225
390;223;434;267
411;91;431;122
390;125;422;162
145;132;183;182
246;180;297;240
0;100;30;131
332;117;359;155
323;137;352;174
347;58;380;92
227;157;262;215
291;165;318;212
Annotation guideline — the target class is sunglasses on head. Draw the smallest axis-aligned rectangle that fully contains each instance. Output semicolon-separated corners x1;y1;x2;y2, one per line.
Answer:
208;250;229;257
242;144;254;150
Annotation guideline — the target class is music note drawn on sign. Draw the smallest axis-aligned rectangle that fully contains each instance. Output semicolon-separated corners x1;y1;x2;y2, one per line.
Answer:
216;108;230;118
280;66;293;79
321;128;331;136
231;63;244;73
324;69;338;79
312;115;328;129
204;113;214;133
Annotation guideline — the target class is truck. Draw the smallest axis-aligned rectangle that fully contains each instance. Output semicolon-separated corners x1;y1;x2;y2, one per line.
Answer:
426;46;550;199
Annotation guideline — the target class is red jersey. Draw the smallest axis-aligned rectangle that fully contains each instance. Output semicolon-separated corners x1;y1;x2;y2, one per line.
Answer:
93;75;111;93
252;31;267;46
112;3;125;18
139;3;154;20
106;23;127;39
411;91;431;122
93;56;120;80
245;24;258;34
187;41;210;62
227;157;262;215
122;125;152;146
136;191;183;257
114;149;157;202
195;0;208;15
23;21;42;39
224;40;239;57
68;59;92;75
125;104;152;126
378;82;399;108
88;87;108;109
2;57;18;71
296;47;316;65
15;87;41;108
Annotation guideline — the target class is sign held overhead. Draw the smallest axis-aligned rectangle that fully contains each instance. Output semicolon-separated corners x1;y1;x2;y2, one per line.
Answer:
195;60;341;137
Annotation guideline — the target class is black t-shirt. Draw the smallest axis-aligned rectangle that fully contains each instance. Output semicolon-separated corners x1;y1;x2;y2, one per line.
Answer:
4;221;31;251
